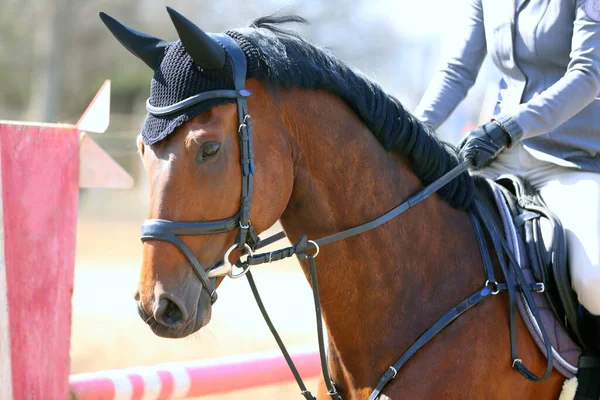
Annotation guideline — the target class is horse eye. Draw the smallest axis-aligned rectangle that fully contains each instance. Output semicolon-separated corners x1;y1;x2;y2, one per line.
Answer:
198;142;221;162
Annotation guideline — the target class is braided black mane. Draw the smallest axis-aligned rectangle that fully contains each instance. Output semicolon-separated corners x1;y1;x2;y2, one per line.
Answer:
231;16;474;209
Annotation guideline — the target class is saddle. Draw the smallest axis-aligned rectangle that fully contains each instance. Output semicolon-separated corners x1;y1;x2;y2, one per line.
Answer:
489;175;600;398
493;174;584;347
477;172;600;385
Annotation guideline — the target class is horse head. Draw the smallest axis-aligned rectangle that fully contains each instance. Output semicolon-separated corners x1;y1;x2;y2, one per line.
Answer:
101;8;294;338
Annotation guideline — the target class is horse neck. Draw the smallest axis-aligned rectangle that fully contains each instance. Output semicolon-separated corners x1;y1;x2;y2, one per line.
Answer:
276;88;485;386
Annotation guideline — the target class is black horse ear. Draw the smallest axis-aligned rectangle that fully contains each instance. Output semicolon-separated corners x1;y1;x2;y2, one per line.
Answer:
166;7;226;70
99;12;168;70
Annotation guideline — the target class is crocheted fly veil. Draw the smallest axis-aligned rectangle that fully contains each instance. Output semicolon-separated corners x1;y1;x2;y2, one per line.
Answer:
99;8;260;145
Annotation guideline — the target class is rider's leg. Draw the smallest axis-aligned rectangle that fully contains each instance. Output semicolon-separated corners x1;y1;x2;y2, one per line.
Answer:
511;147;600;352
535;171;600;318
478;145;600;397
478;144;600;336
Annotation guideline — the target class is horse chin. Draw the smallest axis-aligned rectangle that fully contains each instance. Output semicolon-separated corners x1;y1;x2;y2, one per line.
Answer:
149;309;211;339
149;315;209;338
150;322;197;338
137;290;213;339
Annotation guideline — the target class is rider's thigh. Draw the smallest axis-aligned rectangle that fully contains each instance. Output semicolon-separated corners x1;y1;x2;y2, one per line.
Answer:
538;171;600;315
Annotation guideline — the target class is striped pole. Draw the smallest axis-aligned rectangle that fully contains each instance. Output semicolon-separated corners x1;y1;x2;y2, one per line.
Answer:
70;346;320;400
0;81;132;400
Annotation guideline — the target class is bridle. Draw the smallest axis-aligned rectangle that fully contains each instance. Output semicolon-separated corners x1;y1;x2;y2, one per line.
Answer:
138;34;554;400
140;33;259;305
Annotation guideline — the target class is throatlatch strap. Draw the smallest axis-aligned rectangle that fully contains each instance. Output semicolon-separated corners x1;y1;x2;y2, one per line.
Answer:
245;271;316;400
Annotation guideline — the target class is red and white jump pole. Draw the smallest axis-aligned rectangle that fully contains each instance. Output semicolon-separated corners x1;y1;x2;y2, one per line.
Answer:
70;345;320;400
0;81;133;400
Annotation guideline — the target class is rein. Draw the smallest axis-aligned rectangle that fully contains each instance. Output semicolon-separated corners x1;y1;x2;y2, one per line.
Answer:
245;159;472;266
242;160;553;400
241;159;472;400
139;34;554;399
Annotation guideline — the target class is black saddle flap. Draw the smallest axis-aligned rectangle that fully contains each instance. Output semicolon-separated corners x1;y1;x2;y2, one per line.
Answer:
494;174;585;348
495;176;549;283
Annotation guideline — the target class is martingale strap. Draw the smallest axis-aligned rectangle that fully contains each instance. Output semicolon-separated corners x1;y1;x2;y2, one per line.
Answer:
473;197;554;382
245;165;554;399
308;255;342;400
245;271;316;400
243;161;473;399
366;202;553;399
368;284;493;400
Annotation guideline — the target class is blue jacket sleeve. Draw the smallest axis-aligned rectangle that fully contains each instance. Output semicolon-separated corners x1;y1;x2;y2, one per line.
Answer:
413;0;487;129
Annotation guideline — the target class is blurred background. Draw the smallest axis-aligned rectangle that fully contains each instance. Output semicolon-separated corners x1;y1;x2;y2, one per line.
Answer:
0;0;500;398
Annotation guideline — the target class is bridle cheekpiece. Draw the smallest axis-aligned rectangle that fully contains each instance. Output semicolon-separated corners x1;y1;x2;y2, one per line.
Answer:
140;33;259;304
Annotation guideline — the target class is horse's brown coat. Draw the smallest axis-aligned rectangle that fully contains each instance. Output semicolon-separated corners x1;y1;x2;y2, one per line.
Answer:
136;80;563;398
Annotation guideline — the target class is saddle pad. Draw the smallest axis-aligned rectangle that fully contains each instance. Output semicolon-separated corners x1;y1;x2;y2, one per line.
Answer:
487;179;580;378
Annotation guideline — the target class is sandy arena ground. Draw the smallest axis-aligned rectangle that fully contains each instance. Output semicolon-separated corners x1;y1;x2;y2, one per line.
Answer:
72;220;320;399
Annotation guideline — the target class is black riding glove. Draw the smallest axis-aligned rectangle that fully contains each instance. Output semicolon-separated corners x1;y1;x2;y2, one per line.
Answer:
458;119;521;170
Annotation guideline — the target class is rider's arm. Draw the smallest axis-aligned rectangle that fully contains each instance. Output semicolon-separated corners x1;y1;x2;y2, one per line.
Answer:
413;0;487;129
498;0;600;140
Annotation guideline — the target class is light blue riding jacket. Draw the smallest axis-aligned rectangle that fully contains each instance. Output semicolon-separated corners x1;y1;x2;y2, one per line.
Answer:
414;0;600;171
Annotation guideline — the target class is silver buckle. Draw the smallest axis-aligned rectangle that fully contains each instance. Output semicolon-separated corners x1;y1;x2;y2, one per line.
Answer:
535;282;545;293
239;220;251;230
307;240;320;258
512;358;522;368
485;279;500;295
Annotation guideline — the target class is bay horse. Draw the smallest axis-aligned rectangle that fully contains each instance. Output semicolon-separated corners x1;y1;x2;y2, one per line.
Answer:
101;8;566;399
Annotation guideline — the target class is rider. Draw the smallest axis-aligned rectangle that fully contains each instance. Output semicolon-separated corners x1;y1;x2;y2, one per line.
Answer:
414;0;600;350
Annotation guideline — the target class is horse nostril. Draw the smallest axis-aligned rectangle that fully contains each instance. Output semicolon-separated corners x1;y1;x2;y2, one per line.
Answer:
153;295;187;328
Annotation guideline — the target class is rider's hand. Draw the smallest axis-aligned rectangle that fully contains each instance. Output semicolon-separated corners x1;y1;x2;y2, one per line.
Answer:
458;119;521;170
